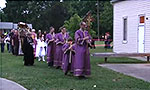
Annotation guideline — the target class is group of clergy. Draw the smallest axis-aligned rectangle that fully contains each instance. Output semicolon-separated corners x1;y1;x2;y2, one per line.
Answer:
45;21;92;78
23;21;92;78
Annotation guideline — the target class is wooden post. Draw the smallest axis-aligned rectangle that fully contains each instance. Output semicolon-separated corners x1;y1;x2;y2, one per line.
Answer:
104;57;107;63
87;16;91;32
147;56;149;62
82;11;94;32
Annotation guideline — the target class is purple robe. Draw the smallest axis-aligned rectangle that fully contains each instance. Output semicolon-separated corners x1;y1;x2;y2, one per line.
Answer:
54;32;70;67
74;29;91;76
62;43;75;73
46;33;56;63
31;32;37;58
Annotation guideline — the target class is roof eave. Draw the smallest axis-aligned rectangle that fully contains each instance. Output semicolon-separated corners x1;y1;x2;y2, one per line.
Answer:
111;0;125;4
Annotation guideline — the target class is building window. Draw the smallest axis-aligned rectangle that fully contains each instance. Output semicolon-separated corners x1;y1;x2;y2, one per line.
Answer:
123;17;127;41
140;16;145;23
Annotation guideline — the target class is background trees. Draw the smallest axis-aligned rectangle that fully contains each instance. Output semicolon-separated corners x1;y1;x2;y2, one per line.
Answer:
1;0;113;38
64;14;81;38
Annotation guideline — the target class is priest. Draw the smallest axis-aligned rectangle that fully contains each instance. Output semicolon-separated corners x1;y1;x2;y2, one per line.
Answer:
74;21;92;78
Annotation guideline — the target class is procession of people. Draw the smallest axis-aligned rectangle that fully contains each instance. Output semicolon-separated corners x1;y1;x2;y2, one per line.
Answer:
0;21;92;78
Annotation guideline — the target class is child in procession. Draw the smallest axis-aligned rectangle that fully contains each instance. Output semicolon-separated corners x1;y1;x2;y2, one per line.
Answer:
62;37;75;75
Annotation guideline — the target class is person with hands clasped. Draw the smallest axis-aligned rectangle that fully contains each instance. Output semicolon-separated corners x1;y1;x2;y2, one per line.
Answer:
62;37;75;75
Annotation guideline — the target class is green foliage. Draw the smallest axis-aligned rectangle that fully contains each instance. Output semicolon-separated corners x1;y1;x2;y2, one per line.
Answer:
0;10;7;21
89;29;97;38
3;1;70;32
64;14;82;38
64;13;96;38
99;1;113;36
2;1;113;38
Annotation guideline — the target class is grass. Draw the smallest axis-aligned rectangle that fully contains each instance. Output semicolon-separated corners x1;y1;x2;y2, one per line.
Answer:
95;41;105;45
0;46;150;90
95;41;113;46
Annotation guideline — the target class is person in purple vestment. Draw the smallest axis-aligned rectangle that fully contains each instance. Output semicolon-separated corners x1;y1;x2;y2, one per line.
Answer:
74;21;92;78
62;37;75;75
31;29;37;59
54;26;70;69
46;27;56;66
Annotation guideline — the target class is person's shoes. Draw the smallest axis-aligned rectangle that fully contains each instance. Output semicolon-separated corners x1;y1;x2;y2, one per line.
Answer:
42;56;45;61
34;57;36;59
29;64;34;66
38;58;41;61
70;72;73;74
48;62;53;67
78;76;86;79
24;64;29;66
56;66;60;69
64;71;68;75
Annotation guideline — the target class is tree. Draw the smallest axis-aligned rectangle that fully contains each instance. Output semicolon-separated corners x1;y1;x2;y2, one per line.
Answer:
64;13;96;38
0;10;7;22
64;14;82;38
64;1;112;38
3;1;29;22
3;1;70;32
99;1;113;37
2;1;113;38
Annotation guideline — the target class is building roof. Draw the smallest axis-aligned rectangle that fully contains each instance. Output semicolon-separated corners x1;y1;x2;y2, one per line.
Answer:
0;22;13;29
0;22;32;29
111;0;125;3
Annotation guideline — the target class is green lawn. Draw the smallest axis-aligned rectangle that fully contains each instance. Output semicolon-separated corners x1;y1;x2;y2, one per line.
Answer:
95;41;113;45
95;41;105;45
0;47;150;90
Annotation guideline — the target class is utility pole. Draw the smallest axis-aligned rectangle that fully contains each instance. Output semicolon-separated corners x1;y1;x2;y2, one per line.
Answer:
97;0;100;41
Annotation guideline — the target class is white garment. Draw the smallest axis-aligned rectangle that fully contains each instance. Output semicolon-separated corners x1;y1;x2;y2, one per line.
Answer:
18;40;24;55
35;39;46;57
4;37;10;44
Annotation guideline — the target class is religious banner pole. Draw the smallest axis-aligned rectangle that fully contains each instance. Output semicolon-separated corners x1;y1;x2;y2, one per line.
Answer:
82;11;94;32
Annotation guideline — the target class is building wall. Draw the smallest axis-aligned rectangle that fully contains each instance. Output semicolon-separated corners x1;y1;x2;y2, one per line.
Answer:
113;0;150;53
145;12;150;53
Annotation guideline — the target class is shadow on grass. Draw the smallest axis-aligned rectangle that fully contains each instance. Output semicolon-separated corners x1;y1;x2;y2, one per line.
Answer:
98;61;148;64
94;57;149;64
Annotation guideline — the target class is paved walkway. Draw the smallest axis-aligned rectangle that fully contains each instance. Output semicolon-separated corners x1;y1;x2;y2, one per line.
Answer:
98;64;150;82
0;78;27;90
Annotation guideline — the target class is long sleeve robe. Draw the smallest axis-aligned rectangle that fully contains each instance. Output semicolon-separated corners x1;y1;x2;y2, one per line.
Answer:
62;43;75;73
46;33;56;64
74;29;91;76
54;32;70;67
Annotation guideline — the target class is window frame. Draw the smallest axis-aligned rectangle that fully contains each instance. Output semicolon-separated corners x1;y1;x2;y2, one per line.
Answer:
122;16;128;44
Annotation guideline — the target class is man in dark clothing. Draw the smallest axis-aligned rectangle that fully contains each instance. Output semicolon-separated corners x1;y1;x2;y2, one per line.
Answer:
104;32;112;49
9;29;15;54
22;32;34;66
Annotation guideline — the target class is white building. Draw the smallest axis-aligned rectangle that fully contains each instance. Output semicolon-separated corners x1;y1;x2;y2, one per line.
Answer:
111;0;150;53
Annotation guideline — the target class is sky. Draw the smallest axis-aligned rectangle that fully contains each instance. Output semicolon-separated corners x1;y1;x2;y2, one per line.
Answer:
0;0;6;9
